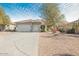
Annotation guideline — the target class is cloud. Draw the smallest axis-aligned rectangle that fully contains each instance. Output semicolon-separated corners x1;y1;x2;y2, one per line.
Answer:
60;3;79;22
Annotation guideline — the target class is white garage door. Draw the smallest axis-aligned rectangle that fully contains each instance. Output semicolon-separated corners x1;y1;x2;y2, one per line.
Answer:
16;24;32;32
32;25;41;32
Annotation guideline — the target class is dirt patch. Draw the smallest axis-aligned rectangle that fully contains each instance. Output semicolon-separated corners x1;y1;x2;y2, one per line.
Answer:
38;32;79;56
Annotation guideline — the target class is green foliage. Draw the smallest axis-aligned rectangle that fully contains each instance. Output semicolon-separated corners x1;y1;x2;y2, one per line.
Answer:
0;8;10;25
40;25;45;32
59;28;65;33
41;3;65;29
67;28;75;34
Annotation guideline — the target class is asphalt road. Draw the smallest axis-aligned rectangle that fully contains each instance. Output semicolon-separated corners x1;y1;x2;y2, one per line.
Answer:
0;32;39;56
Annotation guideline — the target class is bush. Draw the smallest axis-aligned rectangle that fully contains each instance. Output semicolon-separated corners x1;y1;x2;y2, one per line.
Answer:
66;28;75;34
40;25;45;32
58;28;65;33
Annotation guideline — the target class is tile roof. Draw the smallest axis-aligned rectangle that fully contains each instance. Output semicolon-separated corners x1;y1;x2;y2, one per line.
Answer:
15;19;43;24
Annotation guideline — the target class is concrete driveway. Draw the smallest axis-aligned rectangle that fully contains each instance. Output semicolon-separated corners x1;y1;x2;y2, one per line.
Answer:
0;32;39;56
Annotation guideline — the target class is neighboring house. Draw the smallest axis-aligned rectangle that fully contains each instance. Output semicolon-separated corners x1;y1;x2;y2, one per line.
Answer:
59;19;79;33
15;19;46;32
5;23;16;31
71;19;79;33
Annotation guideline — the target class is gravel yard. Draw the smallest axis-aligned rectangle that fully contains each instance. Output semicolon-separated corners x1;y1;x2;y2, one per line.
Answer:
38;32;79;56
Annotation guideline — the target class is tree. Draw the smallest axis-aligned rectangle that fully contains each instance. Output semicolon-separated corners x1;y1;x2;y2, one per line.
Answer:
0;7;11;25
0;7;11;31
4;15;11;25
40;3;65;31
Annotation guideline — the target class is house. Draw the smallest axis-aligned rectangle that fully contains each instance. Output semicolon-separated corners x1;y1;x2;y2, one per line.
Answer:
15;19;46;32
59;19;79;33
5;23;16;31
70;19;79;33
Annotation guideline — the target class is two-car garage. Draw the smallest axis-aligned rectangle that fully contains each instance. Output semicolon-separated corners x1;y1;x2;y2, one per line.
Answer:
15;20;41;32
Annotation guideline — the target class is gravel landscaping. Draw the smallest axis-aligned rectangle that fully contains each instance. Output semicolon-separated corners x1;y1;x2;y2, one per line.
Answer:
39;32;79;56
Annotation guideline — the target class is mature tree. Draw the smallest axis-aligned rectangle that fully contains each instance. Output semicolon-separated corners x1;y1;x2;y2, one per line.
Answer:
41;3;65;31
0;8;11;25
4;15;11;24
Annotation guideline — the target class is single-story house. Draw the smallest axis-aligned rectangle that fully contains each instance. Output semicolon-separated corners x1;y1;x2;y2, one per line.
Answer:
58;19;79;34
15;19;46;32
5;23;16;31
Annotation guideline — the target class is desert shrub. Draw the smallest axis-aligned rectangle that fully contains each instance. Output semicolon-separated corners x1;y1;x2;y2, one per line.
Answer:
66;28;75;34
58;28;65;33
40;25;45;32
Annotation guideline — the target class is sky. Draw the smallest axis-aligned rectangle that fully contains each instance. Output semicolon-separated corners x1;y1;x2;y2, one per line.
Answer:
0;3;79;22
0;3;42;22
59;3;79;22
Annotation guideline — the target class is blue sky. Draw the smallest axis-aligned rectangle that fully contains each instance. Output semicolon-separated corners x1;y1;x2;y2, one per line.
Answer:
0;3;42;22
0;3;79;22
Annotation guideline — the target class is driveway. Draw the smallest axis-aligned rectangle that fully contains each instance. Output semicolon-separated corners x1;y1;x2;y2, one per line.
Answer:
0;32;39;56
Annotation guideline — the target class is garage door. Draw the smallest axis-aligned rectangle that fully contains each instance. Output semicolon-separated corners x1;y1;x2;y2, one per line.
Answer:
32;25;41;32
16;24;32;32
